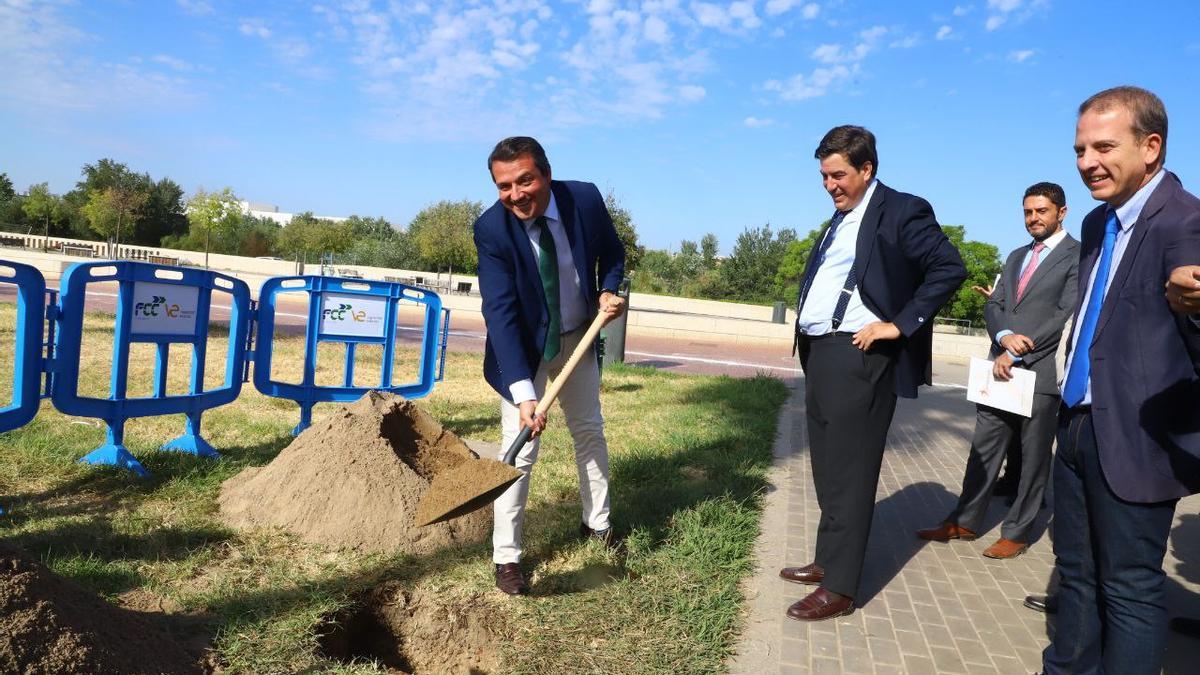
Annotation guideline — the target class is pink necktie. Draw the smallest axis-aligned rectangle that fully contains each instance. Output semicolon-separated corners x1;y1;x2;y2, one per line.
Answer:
1015;242;1046;301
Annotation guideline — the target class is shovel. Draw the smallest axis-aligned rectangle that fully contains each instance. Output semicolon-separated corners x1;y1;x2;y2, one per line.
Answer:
413;311;608;527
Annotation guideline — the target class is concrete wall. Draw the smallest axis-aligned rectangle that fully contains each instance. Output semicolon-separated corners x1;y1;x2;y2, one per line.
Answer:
0;242;990;363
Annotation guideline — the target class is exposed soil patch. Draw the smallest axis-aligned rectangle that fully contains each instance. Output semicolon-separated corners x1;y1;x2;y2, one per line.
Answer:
217;391;493;554
0;541;211;674
318;582;505;674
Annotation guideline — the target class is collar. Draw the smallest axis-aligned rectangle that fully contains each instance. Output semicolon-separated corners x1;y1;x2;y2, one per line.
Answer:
842;179;878;220
522;191;560;230
1112;168;1165;231
1032;227;1068;252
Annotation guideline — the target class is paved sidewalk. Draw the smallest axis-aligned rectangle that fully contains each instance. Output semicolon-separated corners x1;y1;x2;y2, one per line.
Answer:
730;377;1200;674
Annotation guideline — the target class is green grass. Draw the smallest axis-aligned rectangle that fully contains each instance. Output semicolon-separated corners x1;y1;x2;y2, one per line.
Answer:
0;303;790;674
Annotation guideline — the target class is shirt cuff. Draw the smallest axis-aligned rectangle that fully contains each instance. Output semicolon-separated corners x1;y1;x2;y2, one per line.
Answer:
1007;350;1023;363
509;379;536;404
994;329;1013;346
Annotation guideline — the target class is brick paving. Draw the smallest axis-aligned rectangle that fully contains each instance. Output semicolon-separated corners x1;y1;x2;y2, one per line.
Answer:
730;376;1200;674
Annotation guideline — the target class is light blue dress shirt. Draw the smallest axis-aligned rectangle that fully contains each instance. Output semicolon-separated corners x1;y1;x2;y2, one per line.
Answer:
796;179;882;335
1059;169;1166;405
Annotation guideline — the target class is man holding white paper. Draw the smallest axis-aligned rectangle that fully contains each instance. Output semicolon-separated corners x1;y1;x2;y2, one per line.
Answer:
918;182;1079;559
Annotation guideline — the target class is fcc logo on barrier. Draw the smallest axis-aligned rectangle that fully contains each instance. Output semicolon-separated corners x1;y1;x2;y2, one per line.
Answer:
131;282;199;335
320;292;387;338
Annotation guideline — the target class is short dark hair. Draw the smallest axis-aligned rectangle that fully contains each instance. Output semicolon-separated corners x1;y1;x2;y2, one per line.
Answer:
488;136;551;178
814;125;878;176
1079;86;1168;164
1023;182;1066;209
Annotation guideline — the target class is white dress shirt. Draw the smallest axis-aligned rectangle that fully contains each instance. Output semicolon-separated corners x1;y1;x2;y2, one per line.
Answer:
510;192;588;403
797;179;883;335
1060;169;1166;405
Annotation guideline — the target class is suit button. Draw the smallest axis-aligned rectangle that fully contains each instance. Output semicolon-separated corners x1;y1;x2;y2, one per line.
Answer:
918;317;924;323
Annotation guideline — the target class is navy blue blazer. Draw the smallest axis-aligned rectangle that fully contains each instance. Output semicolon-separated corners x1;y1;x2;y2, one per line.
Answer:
474;180;625;400
1074;171;1200;502
798;182;967;398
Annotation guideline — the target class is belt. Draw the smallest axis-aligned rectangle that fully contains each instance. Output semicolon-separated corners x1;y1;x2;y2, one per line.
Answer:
803;331;856;341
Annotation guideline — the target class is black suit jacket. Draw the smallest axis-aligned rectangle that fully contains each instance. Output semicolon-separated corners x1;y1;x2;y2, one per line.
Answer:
797;182;967;398
1072;171;1200;502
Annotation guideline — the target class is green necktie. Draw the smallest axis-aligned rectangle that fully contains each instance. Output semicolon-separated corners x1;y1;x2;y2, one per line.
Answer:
536;216;561;361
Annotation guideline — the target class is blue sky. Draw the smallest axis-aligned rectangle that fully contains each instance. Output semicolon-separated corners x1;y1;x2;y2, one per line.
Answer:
2;0;1199;256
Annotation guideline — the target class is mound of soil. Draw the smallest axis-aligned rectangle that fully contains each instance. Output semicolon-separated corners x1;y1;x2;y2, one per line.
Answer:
319;582;506;674
218;391;493;554
0;542;207;675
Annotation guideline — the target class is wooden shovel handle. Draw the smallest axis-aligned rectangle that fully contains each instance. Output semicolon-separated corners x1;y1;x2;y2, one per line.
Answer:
502;311;607;465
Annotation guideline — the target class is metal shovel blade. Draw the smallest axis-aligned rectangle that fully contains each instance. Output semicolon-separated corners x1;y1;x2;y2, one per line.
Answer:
413;458;522;527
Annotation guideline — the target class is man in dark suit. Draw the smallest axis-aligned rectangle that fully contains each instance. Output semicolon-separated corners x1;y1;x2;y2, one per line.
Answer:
918;182;1079;558
1043;86;1200;674
473;136;626;595
779;126;967;621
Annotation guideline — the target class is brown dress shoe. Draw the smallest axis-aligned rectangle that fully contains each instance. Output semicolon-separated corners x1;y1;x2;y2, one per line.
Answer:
916;522;977;542
786;587;855;622
495;563;528;595
779;563;824;585
982;538;1028;559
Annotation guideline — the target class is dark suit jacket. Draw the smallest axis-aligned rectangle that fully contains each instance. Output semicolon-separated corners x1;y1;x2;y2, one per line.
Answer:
797;182;967;398
985;235;1080;395
1076;171;1200;502
473;180;624;400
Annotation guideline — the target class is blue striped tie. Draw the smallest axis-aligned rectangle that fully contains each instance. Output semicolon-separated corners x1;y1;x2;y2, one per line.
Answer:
797;210;848;314
1062;209;1120;407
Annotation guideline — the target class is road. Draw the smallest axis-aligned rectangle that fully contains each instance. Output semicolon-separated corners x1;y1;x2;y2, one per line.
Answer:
0;281;973;388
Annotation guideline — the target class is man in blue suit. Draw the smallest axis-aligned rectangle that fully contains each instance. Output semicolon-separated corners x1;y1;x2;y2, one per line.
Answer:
1043;86;1200;674
473;136;626;595
779;125;967;621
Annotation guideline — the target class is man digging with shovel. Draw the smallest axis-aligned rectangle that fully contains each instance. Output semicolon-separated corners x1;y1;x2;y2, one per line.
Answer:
474;136;626;595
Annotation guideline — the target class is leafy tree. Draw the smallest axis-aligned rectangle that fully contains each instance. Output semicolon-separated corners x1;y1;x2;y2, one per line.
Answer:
604;190;642;273
21;183;65;244
138;178;188;245
277;212;353;260
941;224;1002;326
716;224;797;303
64;158;182;245
345;215;396;240
408;200;482;273
186;187;243;266
700;233;719;269
0;173;14;203
775;225;826;302
80;185;147;251
674;239;702;279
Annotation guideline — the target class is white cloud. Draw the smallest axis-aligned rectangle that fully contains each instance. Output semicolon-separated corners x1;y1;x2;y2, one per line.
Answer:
1008;48;1035;62
802;3;820;19
985;0;1045;31
644;15;671;44
952;4;971;16
765;0;820;18
176;0;213;16
936;25;952;40
744;116;775;127
890;34;919;49
151;54;194;71
811;25;886;63
238;20;271;39
765;64;853;101
678;84;706;101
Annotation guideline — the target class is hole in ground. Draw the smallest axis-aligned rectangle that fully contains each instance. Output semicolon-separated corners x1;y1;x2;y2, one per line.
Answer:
318;583;503;674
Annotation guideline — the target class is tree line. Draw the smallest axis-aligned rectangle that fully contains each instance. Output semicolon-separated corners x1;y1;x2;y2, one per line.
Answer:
0;160;1000;326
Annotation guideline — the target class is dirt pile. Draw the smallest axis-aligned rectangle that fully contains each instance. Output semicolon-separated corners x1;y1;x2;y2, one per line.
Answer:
218;391;493;554
319;582;506;674
0;541;207;675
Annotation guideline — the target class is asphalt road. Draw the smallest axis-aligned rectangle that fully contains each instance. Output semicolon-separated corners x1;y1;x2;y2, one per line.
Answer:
0;281;973;389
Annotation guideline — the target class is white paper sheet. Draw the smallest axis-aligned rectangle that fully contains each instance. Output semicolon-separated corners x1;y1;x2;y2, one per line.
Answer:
966;357;1036;417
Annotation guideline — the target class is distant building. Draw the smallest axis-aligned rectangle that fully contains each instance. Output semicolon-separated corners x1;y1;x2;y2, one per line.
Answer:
239;201;348;226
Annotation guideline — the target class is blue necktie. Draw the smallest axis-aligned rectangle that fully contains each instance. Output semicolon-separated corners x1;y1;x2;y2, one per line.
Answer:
1062;209;1120;407
797;210;848;313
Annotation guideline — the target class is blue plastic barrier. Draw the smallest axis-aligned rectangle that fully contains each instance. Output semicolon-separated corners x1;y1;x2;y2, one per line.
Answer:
52;261;252;476
0;261;47;434
252;276;447;434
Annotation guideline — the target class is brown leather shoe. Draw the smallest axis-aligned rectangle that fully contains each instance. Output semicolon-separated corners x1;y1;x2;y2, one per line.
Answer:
786;587;855;622
779;563;824;585
916;522;977;542
494;563;528;595
982;538;1028;559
